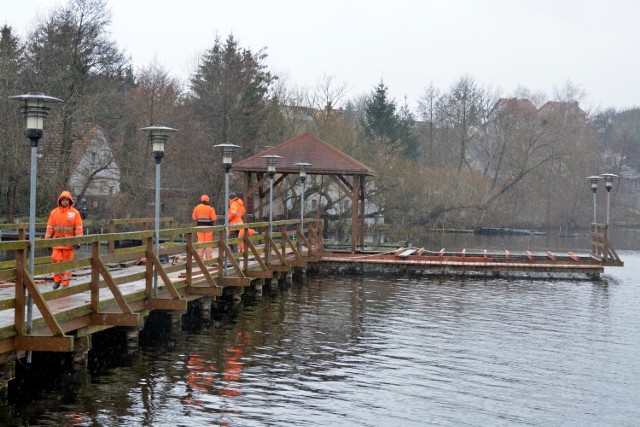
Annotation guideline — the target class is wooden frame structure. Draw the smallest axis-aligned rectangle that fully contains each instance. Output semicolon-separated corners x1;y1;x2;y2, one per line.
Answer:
233;133;376;254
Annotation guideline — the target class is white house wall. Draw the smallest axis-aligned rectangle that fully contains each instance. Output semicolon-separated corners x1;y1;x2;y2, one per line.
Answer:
68;129;121;198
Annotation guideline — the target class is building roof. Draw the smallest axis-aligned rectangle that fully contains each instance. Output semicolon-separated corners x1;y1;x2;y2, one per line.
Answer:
538;101;587;118
490;98;538;115
232;133;376;176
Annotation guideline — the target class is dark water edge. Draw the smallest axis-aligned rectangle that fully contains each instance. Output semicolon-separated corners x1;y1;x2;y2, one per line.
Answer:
0;233;638;426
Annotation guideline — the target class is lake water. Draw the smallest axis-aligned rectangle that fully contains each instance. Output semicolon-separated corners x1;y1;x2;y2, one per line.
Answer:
0;229;638;426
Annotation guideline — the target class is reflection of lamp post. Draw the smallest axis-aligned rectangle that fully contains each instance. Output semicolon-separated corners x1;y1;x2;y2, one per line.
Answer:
262;155;282;235
214;143;240;272
9;92;62;363
601;173;618;225
294;162;311;230
587;176;601;223
140;126;177;297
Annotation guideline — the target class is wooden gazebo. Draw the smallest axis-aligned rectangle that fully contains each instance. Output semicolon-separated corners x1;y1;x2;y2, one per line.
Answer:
232;133;376;253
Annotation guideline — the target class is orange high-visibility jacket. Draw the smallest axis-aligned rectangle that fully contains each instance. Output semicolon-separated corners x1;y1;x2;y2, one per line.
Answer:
192;203;217;226
228;197;246;225
238;228;256;238
45;191;84;249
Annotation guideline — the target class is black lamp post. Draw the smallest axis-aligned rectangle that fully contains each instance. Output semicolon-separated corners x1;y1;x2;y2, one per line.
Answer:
587;176;601;224
294;162;312;231
214;143;240;272
601;173;618;225
140;125;177;297
9;92;62;362
262;155;282;235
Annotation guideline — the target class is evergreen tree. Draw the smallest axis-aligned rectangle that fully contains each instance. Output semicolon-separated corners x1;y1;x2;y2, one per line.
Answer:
361;80;417;157
0;25;28;222
189;34;276;154
361;80;398;145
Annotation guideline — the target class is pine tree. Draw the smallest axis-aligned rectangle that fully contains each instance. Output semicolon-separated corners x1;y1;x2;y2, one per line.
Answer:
189;34;276;154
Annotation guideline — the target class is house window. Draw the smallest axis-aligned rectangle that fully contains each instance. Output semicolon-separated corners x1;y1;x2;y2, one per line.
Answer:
311;199;318;209
91;152;96;163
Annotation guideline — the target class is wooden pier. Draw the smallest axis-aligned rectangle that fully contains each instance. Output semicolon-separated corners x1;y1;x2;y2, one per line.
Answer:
0;219;622;391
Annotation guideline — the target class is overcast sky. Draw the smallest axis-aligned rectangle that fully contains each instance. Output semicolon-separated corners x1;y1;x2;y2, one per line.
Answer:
3;0;639;112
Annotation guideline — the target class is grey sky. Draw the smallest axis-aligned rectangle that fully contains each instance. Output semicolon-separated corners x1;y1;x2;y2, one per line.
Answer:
3;0;639;112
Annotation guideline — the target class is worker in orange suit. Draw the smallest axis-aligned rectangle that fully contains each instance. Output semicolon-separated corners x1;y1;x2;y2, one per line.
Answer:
238;228;256;252
192;195;217;260
44;191;83;289
228;193;246;253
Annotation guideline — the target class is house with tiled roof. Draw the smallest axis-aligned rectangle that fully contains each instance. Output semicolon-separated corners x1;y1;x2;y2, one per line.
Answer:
538;101;587;122
489;98;538;116
66;126;120;200
38;126;120;217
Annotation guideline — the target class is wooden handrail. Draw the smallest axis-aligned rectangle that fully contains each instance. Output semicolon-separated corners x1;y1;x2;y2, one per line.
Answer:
0;218;322;353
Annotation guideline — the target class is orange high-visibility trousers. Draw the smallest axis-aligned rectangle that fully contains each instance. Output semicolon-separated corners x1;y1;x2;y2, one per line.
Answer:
52;248;75;286
197;231;214;259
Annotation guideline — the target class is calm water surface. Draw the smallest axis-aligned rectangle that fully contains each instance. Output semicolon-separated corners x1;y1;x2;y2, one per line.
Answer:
1;231;639;426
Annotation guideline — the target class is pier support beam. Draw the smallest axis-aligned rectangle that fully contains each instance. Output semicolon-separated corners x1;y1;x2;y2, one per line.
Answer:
0;361;15;399
228;287;244;304
125;327;140;357
293;267;307;284
168;312;183;333
252;279;265;296
72;335;91;373
198;296;213;321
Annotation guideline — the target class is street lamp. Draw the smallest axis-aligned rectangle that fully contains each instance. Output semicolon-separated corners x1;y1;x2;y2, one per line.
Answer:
262;155;282;235
9;92;62;362
601;173;618;225
140;125;177;297
214;143;240;270
294;162;312;231
587;176;601;224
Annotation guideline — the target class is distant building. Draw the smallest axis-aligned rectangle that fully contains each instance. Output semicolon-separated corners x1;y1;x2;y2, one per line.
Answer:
538;101;588;122
67;126;120;199
38;126;122;218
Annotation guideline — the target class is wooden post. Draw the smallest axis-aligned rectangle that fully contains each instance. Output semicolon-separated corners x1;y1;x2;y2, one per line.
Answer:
108;220;116;254
359;175;366;250
351;175;359;254
14;241;26;335
185;232;193;285
145;236;153;299
90;242;100;314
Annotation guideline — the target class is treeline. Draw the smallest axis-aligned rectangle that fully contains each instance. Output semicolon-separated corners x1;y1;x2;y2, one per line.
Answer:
1;0;639;236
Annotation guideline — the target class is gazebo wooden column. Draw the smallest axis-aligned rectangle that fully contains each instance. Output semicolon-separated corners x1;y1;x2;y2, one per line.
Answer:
351;175;359;254
230;133;376;254
359;175;366;249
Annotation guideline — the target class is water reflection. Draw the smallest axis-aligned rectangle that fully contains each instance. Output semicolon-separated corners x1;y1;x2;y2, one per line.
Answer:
0;244;638;426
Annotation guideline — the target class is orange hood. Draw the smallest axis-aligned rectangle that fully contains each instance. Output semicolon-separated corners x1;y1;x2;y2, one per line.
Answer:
57;190;75;207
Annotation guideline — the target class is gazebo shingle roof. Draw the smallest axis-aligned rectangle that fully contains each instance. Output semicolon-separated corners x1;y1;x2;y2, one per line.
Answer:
232;133;375;176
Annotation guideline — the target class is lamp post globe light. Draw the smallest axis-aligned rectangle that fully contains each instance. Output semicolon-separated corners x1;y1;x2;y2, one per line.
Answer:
9;92;62;363
140;126;177;297
587;176;602;224
262;155;282;235
294;162;312;231
214;143;240;272
601;173;618;225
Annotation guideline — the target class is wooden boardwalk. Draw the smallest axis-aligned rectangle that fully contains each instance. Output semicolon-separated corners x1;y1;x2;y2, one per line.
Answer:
0;219;623;389
0;219;323;380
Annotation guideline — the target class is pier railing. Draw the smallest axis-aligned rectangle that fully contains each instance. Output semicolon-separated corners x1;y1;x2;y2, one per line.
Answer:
590;223;623;266
0;219;323;353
